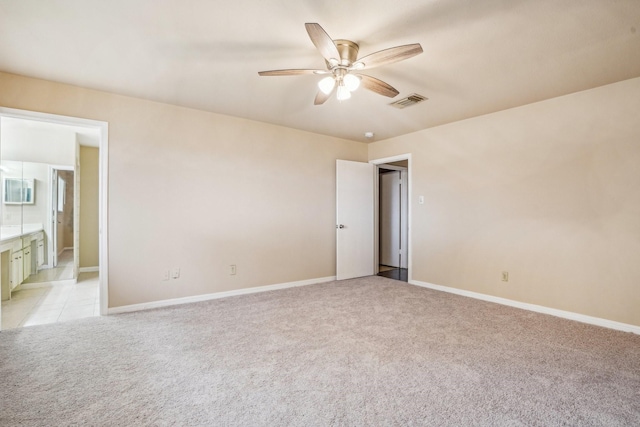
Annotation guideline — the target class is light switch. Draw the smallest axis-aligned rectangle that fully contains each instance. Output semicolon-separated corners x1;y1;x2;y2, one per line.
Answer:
418;196;424;205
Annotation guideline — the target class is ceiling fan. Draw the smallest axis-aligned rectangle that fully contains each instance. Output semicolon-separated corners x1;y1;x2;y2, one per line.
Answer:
258;23;423;105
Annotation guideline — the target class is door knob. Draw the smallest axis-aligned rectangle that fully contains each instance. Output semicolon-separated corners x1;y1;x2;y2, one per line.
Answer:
336;224;345;229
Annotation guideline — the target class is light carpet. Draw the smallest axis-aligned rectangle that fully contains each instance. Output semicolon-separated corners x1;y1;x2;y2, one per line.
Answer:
1;276;639;426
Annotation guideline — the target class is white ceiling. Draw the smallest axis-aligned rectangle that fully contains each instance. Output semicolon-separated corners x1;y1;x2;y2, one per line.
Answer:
1;0;639;142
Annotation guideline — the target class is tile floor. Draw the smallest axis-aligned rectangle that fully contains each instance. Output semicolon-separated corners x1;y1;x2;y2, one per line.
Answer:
378;265;408;282
24;249;75;284
1;272;100;330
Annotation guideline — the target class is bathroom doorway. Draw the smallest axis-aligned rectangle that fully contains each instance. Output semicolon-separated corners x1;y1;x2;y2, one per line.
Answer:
0;109;108;330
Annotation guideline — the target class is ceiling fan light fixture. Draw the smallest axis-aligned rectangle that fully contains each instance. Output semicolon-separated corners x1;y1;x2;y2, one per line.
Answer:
259;23;423;105
336;84;351;101
318;76;336;94
344;74;361;92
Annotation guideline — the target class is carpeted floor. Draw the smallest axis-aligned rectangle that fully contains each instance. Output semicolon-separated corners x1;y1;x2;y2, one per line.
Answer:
1;276;639;426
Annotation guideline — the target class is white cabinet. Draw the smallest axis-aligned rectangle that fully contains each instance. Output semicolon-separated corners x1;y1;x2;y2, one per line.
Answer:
23;245;32;282
11;249;24;290
37;239;45;268
1;229;44;298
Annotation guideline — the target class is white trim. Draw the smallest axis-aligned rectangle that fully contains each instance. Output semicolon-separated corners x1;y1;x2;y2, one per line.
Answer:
410;279;640;335
0;107;109;316
376;164;406;172
99;123;108;316
49;166;74;268
370;154;412;282
79;266;99;273
108;276;336;315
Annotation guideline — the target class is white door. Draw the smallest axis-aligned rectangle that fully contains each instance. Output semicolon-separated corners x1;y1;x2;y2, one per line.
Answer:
336;160;374;280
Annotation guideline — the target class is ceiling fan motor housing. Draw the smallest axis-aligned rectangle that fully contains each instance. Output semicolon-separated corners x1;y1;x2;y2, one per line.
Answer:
332;39;359;67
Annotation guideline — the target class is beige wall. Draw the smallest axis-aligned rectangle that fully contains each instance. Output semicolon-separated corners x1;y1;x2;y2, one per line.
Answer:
0;72;367;308
3;70;637;328
369;77;640;327
79;146;99;268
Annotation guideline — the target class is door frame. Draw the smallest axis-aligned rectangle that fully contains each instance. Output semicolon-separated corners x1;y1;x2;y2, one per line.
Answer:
0;107;109;315
370;154;412;282
378;165;408;269
48;165;74;270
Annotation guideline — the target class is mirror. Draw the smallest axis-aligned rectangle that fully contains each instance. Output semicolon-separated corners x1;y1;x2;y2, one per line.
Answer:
1;161;24;239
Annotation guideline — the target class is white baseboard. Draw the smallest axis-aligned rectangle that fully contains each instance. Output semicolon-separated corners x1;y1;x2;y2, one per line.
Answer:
58;247;74;256
79;266;99;273
410;279;640;335
108;276;336;315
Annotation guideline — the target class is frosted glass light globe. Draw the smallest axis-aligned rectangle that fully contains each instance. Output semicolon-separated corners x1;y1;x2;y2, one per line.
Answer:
336;84;351;101
344;74;361;92
318;76;336;94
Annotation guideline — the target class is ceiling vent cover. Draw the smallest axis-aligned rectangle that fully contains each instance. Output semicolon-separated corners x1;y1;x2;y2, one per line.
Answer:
389;93;428;109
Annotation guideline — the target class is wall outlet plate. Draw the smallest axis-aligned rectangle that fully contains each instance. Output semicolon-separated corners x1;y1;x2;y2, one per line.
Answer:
501;271;509;282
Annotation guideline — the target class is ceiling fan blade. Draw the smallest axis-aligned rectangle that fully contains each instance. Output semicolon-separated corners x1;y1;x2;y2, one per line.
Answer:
258;69;327;76
314;87;334;105
356;43;423;69
359;74;400;98
305;23;341;63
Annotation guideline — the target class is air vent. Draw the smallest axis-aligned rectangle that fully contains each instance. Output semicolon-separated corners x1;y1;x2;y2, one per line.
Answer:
389;93;428;109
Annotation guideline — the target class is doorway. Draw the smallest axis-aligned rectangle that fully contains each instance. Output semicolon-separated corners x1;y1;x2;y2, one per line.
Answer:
0;108;108;330
20;167;77;284
335;155;412;282
377;162;408;282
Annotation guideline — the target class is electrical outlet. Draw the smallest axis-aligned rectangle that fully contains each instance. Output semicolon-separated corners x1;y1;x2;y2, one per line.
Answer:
162;270;170;281
229;265;236;275
501;271;509;282
171;268;180;279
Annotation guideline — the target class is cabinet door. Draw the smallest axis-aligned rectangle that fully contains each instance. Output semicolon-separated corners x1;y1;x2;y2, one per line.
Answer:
37;240;45;267
23;247;32;281
11;250;23;290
